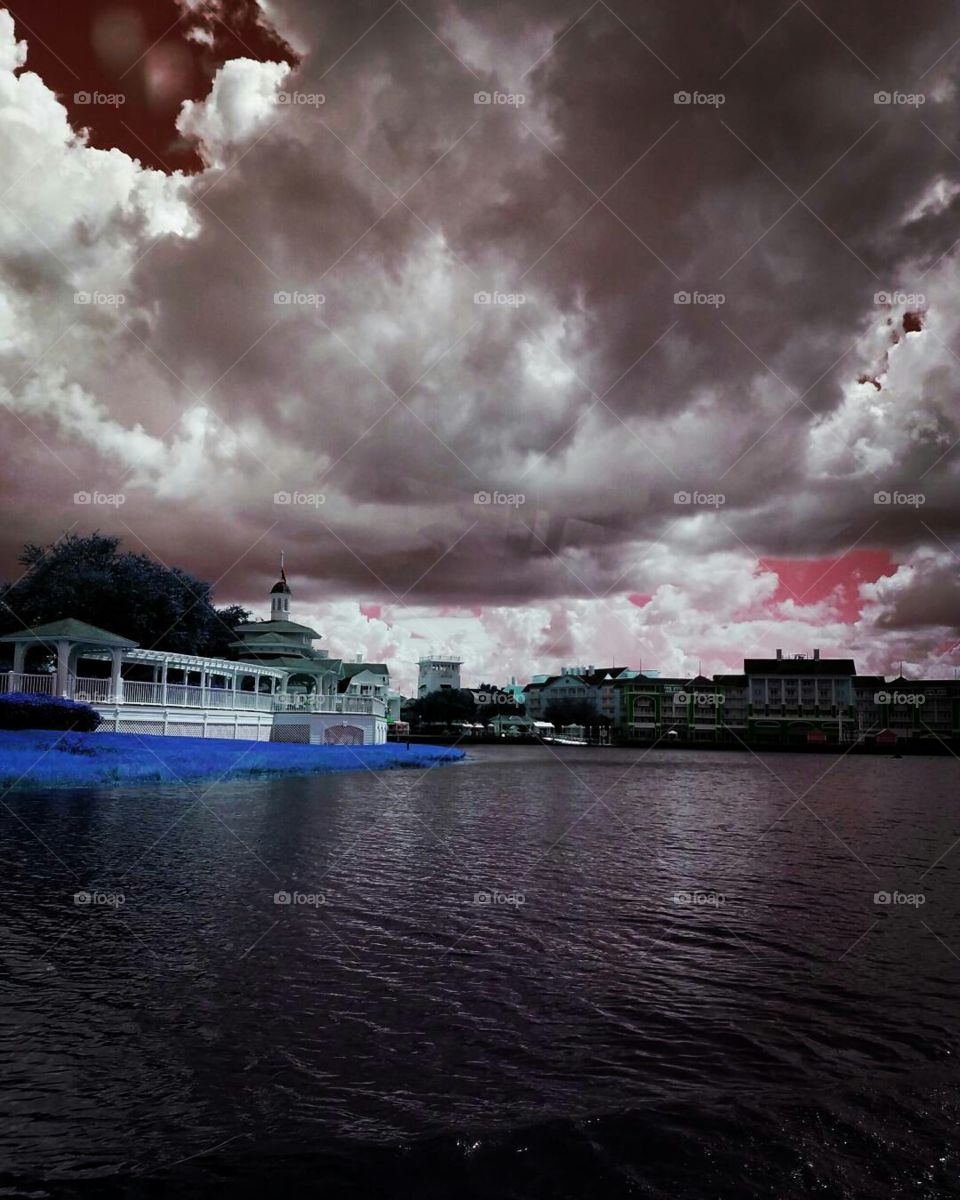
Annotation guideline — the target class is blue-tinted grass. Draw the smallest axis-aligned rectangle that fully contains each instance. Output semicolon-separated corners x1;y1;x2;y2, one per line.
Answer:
0;729;464;791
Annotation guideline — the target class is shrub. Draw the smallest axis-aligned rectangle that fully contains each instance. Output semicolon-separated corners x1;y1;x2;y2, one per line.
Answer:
0;693;101;732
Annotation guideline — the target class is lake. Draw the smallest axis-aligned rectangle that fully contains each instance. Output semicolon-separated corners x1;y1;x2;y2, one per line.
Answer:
2;745;959;1198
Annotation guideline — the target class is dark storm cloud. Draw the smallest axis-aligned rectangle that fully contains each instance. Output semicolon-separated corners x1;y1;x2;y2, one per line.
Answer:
1;0;959;628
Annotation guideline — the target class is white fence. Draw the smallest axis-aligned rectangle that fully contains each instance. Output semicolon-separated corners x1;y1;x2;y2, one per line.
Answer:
0;672;56;695
0;672;383;717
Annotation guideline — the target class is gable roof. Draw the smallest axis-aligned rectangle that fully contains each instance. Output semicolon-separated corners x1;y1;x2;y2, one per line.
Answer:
0;618;137;648
339;662;389;680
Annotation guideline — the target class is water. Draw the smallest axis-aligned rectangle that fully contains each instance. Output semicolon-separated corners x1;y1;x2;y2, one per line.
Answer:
2;746;959;1198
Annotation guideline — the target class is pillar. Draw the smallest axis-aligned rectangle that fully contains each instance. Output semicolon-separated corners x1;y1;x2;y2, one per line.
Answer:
161;659;168;705
109;648;124;704
56;640;71;698
12;642;26;676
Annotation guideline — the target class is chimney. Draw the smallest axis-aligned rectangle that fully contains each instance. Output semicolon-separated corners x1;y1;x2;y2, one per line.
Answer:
813;648;820;660
356;653;363;662
776;648;783;660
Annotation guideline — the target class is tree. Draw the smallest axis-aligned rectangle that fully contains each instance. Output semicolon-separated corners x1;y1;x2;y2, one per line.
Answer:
409;688;477;728
544;697;608;731
473;682;524;725
0;534;252;657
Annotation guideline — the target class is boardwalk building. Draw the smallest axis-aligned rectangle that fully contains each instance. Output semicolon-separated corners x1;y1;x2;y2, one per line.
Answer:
0;567;388;744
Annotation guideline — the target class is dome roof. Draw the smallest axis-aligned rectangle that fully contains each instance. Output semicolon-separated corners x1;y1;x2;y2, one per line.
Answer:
270;579;291;594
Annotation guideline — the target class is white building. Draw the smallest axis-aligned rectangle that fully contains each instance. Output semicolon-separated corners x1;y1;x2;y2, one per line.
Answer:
417;656;462;697
0;567;388;745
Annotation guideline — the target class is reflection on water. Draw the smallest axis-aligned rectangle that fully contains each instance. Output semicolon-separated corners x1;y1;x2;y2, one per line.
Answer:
2;746;959;1197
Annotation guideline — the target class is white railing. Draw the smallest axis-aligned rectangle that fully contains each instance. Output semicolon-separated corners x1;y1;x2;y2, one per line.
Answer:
72;677;116;704
273;693;384;716
121;680;162;705
2;672;383;717
0;672;56;695
66;677;276;712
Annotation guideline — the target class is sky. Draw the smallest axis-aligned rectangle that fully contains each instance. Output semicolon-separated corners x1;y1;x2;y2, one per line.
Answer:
0;0;959;694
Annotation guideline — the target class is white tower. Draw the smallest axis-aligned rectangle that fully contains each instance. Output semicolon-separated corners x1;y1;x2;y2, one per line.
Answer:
417;656;463;697
270;555;291;620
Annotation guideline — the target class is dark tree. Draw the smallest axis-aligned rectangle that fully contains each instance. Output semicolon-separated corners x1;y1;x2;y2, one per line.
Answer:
543;698;608;731
0;534;251;657
409;688;477;728
473;683;524;725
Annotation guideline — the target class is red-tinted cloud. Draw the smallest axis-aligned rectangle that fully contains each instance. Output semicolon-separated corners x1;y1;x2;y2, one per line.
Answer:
762;551;898;622
11;0;293;171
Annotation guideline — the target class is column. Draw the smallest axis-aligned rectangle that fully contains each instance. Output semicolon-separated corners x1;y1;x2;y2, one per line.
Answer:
56;640;71;698
161;659;168;705
109;648;124;704
12;642;26;679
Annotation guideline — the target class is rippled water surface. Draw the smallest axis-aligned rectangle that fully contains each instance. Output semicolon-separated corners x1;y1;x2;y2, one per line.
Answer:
3;746;960;1198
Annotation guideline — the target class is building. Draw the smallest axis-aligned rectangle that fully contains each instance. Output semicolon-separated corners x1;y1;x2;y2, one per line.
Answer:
743;649;855;744
230;565;341;698
615;649;959;746
417;656;462;697
0;564;388;744
525;666;646;728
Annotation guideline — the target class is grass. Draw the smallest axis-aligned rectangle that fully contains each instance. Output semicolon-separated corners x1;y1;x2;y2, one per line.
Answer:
0;729;465;792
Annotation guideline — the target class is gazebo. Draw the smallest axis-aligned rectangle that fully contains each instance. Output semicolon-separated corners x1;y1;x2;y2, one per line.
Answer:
0;619;136;699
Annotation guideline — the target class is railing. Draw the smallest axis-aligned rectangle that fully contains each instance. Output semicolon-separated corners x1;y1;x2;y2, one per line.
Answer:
1;673;383;718
273;694;384;716
72;677;116;704
68;677;276;712
0;672;56;695
122;680;162;705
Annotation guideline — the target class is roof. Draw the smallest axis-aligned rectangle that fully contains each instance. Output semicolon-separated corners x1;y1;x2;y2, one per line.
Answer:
581;667;631;685
339;662;389;680
247;656;342;673
234;620;320;637
713;674;747;685
84;646;286;676
270;579;291;594
0;618;137;648
744;658;856;676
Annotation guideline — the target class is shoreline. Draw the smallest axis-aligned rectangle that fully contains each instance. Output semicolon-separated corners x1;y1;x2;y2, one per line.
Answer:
0;730;465;792
390;733;957;756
